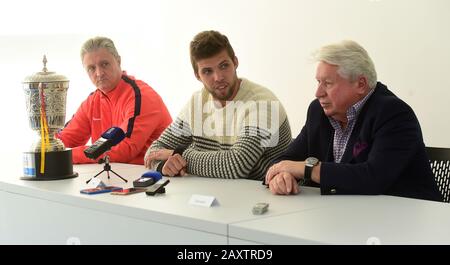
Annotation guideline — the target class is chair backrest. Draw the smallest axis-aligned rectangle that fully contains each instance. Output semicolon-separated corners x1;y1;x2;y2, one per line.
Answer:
426;147;450;203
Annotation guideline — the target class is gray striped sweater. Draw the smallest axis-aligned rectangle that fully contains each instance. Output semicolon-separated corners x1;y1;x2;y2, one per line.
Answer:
147;78;292;180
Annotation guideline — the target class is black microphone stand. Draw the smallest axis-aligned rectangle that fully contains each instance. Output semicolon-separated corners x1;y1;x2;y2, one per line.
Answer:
86;154;128;184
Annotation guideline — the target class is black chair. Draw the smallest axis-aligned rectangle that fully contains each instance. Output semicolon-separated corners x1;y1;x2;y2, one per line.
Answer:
426;147;450;203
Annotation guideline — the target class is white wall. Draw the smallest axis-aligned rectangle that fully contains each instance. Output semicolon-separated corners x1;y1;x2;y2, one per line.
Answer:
1;0;449;153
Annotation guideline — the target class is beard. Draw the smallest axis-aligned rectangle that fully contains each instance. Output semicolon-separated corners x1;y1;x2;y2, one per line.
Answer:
210;79;237;102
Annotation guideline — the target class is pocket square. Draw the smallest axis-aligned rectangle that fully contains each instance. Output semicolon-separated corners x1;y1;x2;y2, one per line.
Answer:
353;141;368;157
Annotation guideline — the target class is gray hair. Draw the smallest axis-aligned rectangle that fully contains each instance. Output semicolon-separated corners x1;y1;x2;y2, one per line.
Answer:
313;40;377;89
80;36;120;61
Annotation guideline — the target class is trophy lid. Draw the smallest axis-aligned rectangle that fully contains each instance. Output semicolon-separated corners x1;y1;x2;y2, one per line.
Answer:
23;55;69;83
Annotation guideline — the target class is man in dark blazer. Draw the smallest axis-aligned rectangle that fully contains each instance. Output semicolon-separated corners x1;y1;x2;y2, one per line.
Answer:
265;40;442;202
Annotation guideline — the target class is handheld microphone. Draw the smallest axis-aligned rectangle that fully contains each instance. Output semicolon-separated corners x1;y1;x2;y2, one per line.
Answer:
84;127;125;160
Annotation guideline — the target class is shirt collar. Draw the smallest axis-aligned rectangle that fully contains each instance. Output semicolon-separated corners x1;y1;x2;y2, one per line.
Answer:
329;87;375;129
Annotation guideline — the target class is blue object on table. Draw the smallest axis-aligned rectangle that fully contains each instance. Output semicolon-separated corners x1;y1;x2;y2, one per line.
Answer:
133;170;162;187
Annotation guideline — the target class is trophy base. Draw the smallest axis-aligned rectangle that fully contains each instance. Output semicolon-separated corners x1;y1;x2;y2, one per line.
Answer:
22;150;78;181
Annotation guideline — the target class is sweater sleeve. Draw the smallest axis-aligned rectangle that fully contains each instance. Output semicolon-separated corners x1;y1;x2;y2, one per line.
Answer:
183;126;275;179
272;125;308;163
145;117;194;170
271;101;314;164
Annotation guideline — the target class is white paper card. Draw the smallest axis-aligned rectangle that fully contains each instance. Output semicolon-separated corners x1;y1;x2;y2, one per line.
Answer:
86;178;105;189
189;194;218;207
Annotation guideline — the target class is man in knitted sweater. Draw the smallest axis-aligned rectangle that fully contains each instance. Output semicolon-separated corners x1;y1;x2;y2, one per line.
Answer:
144;30;291;180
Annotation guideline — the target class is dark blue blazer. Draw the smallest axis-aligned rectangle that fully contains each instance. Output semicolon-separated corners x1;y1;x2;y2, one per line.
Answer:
275;82;442;202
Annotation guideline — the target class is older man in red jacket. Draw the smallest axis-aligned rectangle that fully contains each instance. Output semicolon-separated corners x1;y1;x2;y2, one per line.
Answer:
57;36;172;164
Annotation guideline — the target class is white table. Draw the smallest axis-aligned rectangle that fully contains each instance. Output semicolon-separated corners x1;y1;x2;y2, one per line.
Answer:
229;194;450;244
0;156;334;244
2;152;449;245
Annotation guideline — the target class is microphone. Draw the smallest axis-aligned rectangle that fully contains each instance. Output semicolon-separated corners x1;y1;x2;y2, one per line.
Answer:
133;170;162;187
84;127;125;160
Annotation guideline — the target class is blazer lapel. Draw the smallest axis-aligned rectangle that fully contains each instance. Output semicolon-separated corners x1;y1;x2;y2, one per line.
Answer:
320;114;334;162
341;131;360;163
340;89;376;163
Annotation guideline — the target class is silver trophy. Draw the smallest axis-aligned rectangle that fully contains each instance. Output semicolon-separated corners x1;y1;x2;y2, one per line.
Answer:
22;56;78;180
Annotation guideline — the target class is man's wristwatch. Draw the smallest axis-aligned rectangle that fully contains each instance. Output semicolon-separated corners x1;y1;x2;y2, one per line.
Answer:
300;157;319;185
